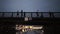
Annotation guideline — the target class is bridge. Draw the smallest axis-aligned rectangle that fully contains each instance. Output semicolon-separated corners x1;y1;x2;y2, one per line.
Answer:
0;12;60;34
0;12;60;25
0;12;60;18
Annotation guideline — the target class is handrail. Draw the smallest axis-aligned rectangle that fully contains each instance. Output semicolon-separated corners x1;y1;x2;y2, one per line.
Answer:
0;12;60;13
0;12;60;18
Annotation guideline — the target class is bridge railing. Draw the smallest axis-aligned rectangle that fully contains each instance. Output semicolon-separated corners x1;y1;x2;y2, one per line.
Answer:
0;12;60;18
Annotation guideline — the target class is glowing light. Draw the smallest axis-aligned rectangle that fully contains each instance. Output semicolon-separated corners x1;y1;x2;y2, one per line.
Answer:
22;29;24;32
25;26;28;28
30;26;33;28
40;26;43;29
33;26;43;29
24;17;28;21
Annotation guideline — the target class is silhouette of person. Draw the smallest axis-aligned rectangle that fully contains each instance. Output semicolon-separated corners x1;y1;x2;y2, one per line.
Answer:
49;10;54;18
36;10;39;17
17;10;19;17
21;10;23;17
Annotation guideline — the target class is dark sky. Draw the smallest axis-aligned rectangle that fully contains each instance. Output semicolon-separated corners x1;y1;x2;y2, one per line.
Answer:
0;0;60;12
